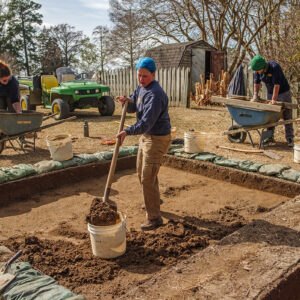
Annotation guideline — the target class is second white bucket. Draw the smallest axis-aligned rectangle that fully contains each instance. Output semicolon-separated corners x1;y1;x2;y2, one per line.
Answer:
87;212;127;259
46;134;73;161
184;131;206;153
294;143;300;163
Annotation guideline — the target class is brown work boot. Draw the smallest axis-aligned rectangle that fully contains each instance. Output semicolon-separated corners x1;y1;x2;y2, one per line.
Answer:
140;217;163;231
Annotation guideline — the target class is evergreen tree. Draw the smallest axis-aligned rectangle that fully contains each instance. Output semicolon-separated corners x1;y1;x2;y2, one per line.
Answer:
6;0;43;75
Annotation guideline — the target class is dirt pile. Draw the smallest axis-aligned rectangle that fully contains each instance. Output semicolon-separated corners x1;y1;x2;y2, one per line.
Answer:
2;215;245;295
86;197;120;226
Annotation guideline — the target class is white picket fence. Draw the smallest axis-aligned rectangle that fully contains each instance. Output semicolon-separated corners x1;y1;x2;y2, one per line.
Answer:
100;67;191;107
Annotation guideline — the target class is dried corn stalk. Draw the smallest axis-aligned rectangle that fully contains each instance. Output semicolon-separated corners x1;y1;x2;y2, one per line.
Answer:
193;71;230;106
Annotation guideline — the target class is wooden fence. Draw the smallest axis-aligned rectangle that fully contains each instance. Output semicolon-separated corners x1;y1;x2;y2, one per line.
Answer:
100;67;191;108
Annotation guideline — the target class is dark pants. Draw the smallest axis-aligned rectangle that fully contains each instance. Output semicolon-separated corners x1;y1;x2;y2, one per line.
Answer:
0;96;14;112
267;90;294;141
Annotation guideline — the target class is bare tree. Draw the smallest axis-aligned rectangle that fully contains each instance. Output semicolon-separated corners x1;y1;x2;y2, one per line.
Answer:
109;0;149;69
92;25;111;72
260;3;300;97
49;24;85;67
138;0;285;73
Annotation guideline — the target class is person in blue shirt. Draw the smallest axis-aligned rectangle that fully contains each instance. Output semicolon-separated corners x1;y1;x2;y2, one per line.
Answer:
116;57;171;231
0;60;21;113
251;55;294;147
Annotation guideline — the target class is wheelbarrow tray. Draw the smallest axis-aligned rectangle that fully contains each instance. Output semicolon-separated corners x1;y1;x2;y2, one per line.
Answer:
0;111;43;135
227;106;280;127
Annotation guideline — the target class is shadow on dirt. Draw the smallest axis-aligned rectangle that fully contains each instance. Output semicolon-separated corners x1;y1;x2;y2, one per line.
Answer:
219;219;300;248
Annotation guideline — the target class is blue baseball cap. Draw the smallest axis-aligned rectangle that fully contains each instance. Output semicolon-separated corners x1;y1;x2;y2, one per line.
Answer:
136;57;156;73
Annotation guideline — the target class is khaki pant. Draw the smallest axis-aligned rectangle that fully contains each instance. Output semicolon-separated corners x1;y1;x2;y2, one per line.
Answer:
137;134;171;220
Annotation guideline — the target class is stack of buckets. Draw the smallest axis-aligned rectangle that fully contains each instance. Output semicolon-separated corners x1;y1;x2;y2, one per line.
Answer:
184;130;206;153
88;211;127;258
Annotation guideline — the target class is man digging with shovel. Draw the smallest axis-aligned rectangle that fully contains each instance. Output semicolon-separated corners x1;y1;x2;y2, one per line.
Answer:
116;57;171;231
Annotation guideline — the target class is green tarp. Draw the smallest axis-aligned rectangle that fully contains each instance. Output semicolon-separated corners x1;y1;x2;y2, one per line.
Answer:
2;262;85;300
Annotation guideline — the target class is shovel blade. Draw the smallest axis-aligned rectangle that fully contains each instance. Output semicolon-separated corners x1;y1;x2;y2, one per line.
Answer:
263;151;281;160
0;273;15;292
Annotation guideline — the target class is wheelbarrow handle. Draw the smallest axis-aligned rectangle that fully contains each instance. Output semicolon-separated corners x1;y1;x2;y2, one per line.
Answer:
3;250;22;274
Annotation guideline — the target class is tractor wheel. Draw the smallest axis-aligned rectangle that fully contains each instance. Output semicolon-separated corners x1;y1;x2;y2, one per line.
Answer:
227;125;247;143
52;99;70;120
20;95;36;111
0;134;6;154
98;96;115;116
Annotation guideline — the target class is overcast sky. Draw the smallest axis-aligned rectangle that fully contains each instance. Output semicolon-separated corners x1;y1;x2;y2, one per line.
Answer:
35;0;111;37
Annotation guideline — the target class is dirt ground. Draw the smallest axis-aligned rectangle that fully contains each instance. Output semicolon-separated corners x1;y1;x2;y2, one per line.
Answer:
0;166;290;299
1;103;300;170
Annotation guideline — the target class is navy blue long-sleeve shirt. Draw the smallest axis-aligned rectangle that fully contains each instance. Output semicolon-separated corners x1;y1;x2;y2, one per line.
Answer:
254;61;290;95
125;80;171;136
0;75;19;104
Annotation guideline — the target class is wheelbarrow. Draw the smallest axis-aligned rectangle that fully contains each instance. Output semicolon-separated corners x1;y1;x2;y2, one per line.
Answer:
0;110;76;154
212;96;300;148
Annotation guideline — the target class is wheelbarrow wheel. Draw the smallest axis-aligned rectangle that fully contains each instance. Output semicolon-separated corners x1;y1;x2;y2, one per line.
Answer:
227;125;247;143
0;134;6;154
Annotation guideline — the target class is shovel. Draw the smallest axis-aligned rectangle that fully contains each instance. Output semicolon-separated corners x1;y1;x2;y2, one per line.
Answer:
216;145;281;160
102;98;133;207
0;250;22;292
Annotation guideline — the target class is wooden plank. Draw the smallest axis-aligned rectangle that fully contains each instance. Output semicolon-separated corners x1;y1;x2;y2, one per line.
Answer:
181;67;187;108
171;67;176;106
212;96;281;112
167;68;171;105
230;94;298;109
222;118;300;135
176;67;181;107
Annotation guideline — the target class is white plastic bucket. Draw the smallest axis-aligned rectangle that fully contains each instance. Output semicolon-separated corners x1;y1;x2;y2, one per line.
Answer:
294;143;300;163
46;134;73;161
87;211;127;258
184;131;206;153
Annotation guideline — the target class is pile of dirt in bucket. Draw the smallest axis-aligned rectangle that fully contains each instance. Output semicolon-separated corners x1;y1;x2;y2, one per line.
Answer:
2;215;245;295
86;197;120;226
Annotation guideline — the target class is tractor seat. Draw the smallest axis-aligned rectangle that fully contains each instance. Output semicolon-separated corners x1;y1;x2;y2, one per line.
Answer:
41;75;59;93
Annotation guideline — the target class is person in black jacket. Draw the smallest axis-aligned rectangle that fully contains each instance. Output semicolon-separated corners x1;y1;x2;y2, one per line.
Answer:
251;55;294;147
0;60;21;113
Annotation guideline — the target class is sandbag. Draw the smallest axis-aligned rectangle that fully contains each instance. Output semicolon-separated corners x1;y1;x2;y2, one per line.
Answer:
93;150;113;161
34;160;63;174
3;164;37;181
74;154;98;165
213;157;244;168
258;164;290;176
0;169;8;184
277;169;300;182
2;262;85;300
60;157;81;168
121;146;138;155
117;147;132;157
174;152;199;159
194;152;217;162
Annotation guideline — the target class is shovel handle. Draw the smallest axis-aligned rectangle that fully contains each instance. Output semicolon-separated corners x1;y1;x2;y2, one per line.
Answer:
103;100;129;202
3;250;22;274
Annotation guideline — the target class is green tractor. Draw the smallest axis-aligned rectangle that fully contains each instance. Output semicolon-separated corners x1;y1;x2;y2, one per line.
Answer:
18;67;115;120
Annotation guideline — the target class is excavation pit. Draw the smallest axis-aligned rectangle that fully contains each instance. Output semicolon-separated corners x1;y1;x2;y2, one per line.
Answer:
0;156;299;299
